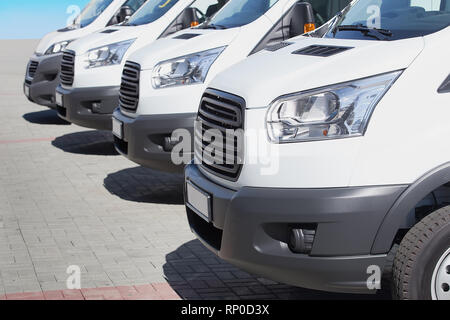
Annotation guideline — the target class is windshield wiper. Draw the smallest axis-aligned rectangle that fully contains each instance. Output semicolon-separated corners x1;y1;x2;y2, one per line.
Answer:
337;24;392;40
203;23;227;30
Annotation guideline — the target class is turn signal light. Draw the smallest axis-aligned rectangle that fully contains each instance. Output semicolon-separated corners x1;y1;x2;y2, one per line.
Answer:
304;23;315;33
191;21;199;27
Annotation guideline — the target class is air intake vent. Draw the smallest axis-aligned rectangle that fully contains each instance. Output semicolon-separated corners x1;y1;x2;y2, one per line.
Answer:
195;89;245;181
60;50;75;86
265;42;293;52
119;61;141;112
292;45;353;57
101;29;119;34
173;33;201;40
27;61;39;78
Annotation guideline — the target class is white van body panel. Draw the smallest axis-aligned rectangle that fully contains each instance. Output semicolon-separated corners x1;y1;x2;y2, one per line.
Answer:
34;0;129;55
202;27;449;190
65;0;192;88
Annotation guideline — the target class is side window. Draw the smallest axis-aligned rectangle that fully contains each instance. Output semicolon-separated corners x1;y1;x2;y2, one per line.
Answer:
189;0;228;22
123;0;147;13
410;0;443;11
159;0;227;38
305;0;351;26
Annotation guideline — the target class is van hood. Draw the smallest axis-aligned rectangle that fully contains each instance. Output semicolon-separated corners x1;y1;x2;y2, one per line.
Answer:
35;28;84;55
130;28;241;70
67;23;162;55
210;37;425;108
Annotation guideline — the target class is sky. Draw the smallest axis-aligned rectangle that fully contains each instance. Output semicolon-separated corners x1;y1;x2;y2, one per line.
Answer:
0;0;90;39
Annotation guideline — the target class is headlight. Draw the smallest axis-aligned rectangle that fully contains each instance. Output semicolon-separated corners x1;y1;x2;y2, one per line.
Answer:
83;39;135;69
151;47;226;89
45;40;75;55
267;71;402;143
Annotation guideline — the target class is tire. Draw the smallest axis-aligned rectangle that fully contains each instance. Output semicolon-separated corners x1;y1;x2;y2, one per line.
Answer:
392;205;450;300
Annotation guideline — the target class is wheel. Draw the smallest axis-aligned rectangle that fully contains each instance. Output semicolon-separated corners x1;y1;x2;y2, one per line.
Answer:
392;205;450;300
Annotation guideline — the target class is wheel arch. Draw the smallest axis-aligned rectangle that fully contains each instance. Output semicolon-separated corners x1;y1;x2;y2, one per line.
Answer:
371;162;450;254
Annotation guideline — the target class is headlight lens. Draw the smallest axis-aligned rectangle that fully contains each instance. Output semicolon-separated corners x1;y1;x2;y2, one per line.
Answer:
45;40;75;55
267;71;402;143
151;47;226;89
83;39;135;69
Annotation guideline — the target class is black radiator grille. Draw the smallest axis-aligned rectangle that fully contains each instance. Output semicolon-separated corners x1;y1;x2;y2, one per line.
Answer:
119;61;141;112
60;50;75;86
27;60;39;78
195;89;245;181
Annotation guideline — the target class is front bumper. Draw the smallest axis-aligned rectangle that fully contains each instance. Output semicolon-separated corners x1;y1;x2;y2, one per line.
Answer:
184;164;407;294
24;54;62;108
55;85;119;130
113;109;196;173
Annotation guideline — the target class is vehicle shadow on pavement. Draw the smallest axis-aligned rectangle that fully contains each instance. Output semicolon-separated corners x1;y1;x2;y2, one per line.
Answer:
104;166;184;204
163;240;390;300
52;130;119;156
23;109;71;125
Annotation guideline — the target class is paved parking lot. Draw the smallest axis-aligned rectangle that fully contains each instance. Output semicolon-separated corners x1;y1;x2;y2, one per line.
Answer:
0;40;386;300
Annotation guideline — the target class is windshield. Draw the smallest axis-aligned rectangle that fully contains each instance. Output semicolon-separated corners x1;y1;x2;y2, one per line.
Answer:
206;0;279;29
126;0;180;26
75;0;114;28
325;0;450;40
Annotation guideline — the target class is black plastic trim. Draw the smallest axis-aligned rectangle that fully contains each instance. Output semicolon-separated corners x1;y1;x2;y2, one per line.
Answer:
185;164;400;293
372;162;450;254
113;109;196;173
438;74;450;93
55;85;120;130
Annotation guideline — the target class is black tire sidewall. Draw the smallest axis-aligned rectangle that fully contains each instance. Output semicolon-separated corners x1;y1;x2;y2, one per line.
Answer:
409;223;450;299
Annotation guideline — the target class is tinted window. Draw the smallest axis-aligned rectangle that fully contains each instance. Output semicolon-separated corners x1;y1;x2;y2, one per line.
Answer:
188;0;229;24
304;0;352;25
123;0;148;12
325;0;450;40
127;0;180;26
77;0;114;28
206;0;279;29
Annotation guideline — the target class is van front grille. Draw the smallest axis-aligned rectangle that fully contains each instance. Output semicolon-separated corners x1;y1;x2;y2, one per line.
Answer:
60;50;75;86
27;61;39;78
195;89;245;181
119;61;140;112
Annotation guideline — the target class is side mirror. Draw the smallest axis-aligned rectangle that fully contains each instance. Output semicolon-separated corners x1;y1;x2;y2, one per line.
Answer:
118;6;133;23
181;7;200;28
289;2;316;38
157;7;200;38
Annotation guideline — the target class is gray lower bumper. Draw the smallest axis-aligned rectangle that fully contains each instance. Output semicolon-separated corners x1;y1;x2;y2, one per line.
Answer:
24;54;62;109
55;85;119;131
113;109;196;173
184;164;408;294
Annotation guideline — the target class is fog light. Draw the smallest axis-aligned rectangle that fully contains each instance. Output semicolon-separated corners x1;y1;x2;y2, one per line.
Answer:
91;102;102;113
288;227;316;254
163;136;181;152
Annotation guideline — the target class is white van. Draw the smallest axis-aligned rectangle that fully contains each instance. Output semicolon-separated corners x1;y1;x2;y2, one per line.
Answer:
55;0;227;130
112;0;351;172
184;0;450;299
24;0;148;109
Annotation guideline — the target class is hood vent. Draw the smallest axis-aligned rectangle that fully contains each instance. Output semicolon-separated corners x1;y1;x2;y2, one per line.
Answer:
292;45;353;57
265;42;293;52
101;29;119;34
173;33;201;40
